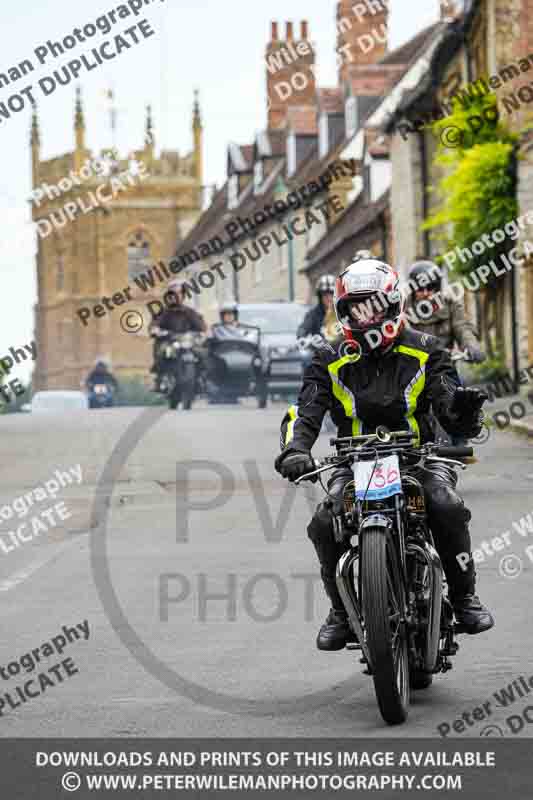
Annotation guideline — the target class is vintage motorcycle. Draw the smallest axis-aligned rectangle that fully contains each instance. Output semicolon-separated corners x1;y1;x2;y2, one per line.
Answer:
296;427;474;725
205;324;268;408
151;328;204;410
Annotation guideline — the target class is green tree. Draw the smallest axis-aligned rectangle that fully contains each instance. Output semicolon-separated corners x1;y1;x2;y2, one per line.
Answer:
422;92;519;356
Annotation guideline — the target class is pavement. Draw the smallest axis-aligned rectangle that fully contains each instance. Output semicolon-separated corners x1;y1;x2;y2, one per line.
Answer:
0;401;532;738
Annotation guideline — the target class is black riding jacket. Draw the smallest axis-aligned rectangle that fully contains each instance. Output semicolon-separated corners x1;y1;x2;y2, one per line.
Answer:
154;306;206;335
279;328;474;453
296;304;325;338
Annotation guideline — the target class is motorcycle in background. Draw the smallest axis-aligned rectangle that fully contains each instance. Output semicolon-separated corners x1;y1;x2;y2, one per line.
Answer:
205;324;268;408
296;427;474;725
88;383;115;409
152;328;204;410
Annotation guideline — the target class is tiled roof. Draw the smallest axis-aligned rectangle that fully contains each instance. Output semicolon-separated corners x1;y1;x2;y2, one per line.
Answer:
380;22;443;66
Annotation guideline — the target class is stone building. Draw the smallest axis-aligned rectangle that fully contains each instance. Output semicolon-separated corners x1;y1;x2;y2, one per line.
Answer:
384;0;533;372
32;89;203;390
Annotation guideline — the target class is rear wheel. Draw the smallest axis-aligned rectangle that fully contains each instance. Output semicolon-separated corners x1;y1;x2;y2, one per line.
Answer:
361;527;409;725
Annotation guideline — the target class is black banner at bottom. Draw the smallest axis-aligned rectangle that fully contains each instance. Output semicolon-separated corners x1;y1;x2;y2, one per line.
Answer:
1;738;530;799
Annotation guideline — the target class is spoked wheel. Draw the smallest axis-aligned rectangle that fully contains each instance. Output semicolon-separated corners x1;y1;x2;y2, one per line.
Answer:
361;527;409;724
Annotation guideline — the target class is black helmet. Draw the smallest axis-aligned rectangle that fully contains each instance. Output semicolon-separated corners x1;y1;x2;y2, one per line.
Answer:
409;260;443;293
219;302;238;322
316;274;335;299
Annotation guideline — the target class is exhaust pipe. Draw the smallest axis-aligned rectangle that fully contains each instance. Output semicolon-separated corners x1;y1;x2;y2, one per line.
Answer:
336;549;373;668
407;541;443;672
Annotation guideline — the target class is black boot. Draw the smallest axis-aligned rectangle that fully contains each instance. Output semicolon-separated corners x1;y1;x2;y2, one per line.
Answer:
452;594;495;634
307;474;353;651
447;556;494;633
317;608;355;651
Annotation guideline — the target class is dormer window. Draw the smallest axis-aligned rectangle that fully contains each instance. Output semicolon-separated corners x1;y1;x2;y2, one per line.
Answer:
319;113;329;159
287;132;297;177
228;174;239;209
345;96;358;139
254;160;264;193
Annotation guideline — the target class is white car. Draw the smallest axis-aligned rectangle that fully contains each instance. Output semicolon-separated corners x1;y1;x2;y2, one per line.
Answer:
24;390;89;412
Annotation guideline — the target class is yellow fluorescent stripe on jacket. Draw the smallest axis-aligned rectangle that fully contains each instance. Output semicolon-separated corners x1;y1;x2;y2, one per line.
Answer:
285;404;298;445
395;345;430;446
328;356;361;436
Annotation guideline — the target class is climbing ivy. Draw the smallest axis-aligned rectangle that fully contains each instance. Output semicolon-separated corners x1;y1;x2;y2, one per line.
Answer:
422;92;519;280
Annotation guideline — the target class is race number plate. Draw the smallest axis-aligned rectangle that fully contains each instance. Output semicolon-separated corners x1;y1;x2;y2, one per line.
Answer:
355;454;401;501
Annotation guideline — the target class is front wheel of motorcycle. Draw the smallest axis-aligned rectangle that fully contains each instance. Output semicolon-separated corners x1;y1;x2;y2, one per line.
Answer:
361;528;409;725
409;670;433;690
256;378;268;409
181;378;196;411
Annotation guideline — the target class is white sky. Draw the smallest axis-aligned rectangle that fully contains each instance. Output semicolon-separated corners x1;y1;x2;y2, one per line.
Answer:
0;0;441;382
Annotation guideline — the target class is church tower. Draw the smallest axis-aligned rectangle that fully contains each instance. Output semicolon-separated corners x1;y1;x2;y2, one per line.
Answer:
32;91;204;391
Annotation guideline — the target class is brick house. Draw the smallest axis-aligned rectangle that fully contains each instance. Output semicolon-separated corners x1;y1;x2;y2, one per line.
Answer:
176;3;437;321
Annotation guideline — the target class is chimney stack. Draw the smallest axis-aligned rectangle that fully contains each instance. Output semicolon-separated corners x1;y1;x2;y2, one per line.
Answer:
266;21;317;130
336;0;389;84
440;0;457;21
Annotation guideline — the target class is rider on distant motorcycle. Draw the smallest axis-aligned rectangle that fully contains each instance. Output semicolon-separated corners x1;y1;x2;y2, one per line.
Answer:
408;260;486;448
298;274;337;341
219;302;239;328
408;260;485;362
275;255;494;651
86;360;118;392
149;279;207;388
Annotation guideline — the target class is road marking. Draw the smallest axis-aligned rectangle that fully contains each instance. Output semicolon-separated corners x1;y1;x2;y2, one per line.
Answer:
0;540;80;593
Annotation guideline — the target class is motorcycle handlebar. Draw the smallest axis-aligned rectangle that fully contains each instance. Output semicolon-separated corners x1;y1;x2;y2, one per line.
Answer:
433;445;473;458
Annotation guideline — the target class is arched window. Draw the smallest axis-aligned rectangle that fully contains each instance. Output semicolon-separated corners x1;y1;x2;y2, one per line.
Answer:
127;231;151;281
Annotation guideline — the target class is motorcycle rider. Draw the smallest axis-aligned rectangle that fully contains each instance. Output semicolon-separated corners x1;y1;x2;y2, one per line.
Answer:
149;278;207;388
408;260;485;362
298;275;337;341
275;255;494;651
219;302;239;328
85;359;118;393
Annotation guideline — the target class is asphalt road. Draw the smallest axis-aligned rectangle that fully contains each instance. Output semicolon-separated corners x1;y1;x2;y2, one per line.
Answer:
0;401;532;737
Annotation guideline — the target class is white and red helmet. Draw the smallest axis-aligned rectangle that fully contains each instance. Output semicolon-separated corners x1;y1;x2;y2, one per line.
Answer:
334;257;405;353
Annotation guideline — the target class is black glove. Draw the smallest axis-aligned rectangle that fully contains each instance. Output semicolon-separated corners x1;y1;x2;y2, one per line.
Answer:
274;450;317;483
451;386;488;415
466;345;486;364
451;387;488;438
